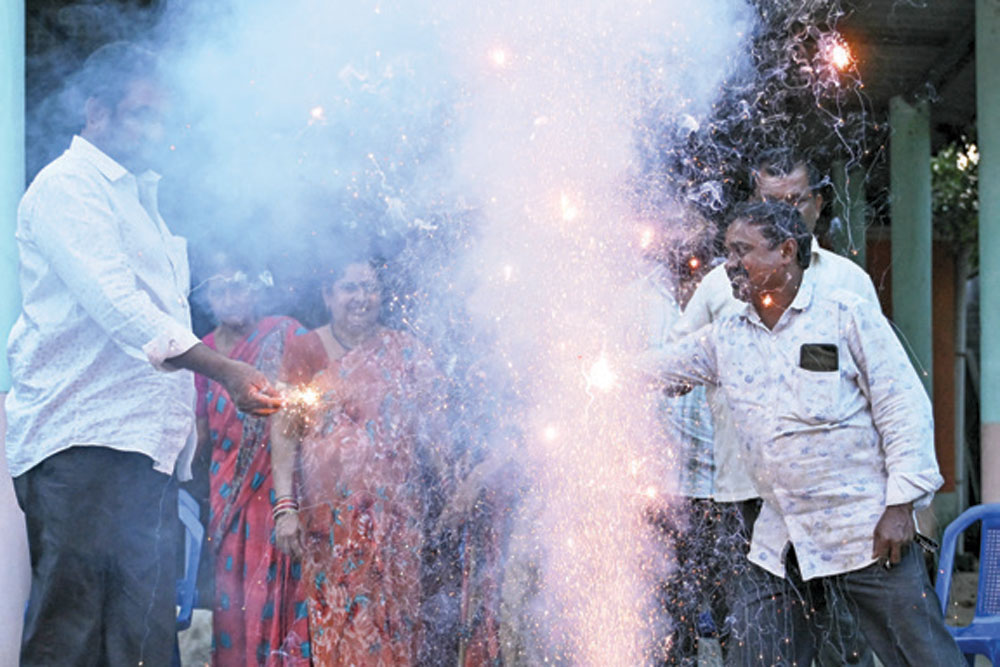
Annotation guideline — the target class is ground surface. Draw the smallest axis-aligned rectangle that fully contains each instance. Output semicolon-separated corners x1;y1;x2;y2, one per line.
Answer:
177;572;988;666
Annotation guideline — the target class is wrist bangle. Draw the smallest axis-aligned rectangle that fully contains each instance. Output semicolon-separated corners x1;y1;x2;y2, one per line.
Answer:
272;495;299;521
273;507;299;521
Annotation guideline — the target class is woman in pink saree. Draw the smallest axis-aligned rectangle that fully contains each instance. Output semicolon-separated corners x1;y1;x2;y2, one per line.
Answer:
270;257;448;665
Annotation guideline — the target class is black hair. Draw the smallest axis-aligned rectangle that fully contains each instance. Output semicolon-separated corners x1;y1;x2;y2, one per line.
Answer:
751;146;824;192
74;41;162;111
727;200;812;269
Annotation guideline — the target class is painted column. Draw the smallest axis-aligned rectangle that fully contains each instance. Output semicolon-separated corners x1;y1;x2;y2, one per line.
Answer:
889;96;933;394
0;2;28;664
978;0;1000;503
830;160;867;269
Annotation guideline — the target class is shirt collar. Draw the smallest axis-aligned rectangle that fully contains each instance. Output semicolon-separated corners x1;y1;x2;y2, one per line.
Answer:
787;264;816;312
70;135;129;181
69;135;161;184
738;263;817;327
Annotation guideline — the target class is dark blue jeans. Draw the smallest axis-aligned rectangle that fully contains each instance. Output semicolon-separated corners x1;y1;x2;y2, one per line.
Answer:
727;543;965;667
14;446;179;667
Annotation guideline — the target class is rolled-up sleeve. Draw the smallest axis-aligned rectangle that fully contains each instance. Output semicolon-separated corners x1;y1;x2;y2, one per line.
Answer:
25;174;199;370
846;299;943;508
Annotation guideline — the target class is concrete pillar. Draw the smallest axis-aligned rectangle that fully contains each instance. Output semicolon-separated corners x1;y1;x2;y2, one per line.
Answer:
978;0;1000;503
889;97;933;394
1;2;28;663
830;160;867;269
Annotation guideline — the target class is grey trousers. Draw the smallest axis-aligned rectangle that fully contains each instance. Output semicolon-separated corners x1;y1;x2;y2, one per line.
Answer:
727;543;965;667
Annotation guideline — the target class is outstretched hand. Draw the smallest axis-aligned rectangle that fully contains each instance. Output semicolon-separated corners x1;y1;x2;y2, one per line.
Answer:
223;361;284;416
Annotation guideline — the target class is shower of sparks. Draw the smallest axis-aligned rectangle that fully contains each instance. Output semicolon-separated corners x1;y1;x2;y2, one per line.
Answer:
279;383;322;426
503;264;515;281
761;294;774;307
543;425;559;441
687;256;700;271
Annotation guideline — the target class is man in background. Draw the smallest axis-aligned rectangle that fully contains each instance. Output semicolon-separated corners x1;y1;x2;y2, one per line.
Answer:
6;42;282;666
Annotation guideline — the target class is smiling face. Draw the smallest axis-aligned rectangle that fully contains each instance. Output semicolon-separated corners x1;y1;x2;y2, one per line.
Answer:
323;262;381;339
723;217;796;303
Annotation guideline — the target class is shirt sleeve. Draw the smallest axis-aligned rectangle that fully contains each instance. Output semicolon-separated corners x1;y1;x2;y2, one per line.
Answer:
640;323;720;393
845;262;880;305
24;173;199;369
845;298;943;508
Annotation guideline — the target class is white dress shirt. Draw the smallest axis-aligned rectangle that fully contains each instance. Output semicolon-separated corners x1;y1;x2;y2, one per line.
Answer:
637;265;714;498
6;136;200;480
670;239;879;502
646;268;942;580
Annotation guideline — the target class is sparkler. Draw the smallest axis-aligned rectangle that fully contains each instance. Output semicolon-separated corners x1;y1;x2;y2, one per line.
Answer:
278;382;323;429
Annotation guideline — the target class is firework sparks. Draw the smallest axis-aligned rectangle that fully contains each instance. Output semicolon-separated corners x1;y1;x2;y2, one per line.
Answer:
560;192;580;222
308;105;327;125
830;42;851;70
585;356;618;392
489;46;510;67
638;225;655;250
278;382;323;427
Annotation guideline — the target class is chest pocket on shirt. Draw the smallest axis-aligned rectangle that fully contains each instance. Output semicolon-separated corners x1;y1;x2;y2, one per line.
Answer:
792;343;841;423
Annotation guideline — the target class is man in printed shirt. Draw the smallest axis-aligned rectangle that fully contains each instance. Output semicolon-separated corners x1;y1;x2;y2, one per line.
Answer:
645;200;964;666
671;149;878;666
6;43;282;666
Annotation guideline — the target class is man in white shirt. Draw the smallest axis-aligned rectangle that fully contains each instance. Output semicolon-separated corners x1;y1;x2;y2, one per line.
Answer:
671;149;878;665
6;42;282;666
646;201;964;666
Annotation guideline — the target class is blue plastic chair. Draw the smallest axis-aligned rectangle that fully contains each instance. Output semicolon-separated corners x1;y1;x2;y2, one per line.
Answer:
935;503;1000;666
176;488;203;631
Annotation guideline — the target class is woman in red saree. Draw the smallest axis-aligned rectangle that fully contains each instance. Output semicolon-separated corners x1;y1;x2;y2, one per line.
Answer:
271;257;447;666
195;262;311;665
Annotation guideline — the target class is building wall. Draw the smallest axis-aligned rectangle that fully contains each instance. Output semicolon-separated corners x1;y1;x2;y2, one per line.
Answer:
867;236;957;494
